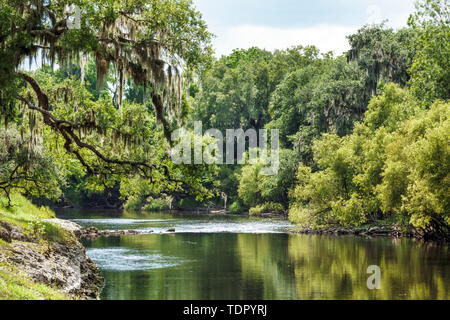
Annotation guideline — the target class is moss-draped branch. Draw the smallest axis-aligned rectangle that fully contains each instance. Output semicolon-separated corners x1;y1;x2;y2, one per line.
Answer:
0;0;212;183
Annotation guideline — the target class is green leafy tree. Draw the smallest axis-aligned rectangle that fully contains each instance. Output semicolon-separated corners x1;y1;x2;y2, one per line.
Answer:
268;57;366;164
377;101;449;237
237;149;298;210
347;24;416;96
0;0;214;201
289;82;449;239
408;0;450;103
193;46;320;133
0;126;63;206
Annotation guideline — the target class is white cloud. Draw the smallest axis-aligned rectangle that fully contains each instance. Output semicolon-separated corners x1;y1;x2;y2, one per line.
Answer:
363;0;415;27
212;24;359;57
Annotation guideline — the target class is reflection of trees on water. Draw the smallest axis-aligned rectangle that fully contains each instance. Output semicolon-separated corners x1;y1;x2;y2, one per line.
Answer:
90;234;449;300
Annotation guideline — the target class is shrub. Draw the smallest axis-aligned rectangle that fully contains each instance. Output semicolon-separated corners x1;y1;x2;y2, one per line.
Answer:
249;202;284;216
142;198;171;212
229;200;245;213
178;197;201;208
123;195;146;212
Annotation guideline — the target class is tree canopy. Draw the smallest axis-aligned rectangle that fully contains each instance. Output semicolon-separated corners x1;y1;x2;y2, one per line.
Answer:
0;0;214;204
0;0;448;239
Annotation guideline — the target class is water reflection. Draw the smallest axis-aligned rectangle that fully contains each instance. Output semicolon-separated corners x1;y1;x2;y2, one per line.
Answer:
82;232;449;300
57;209;449;300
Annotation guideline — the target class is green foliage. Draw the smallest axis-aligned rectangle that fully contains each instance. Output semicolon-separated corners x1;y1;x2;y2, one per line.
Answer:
378;101;449;229
192;46;320;133
216;166;240;200
260;149;299;206
237;163;262;207
249;202;284;216
347;24;416;95
0;0;211;123
363;83;416;131
267;61;327;150
123;195;146;212
0;0;216;208
268;56;367;166
123;194;172;212
289;159;369;228
267;24;415;160
142;197;171;212
289;83;449;234
408;0;450;103
177;197;202;208
238;149;298;208
229;200;245;214
200;23;419;212
0;126;63;203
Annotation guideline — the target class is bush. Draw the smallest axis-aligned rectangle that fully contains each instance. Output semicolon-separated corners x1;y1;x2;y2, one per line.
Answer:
142;198;171;212
249;202;284;216
229;200;245;213
125;195;172;212
177;197;202;208
237;149;299;208
123;195;146;211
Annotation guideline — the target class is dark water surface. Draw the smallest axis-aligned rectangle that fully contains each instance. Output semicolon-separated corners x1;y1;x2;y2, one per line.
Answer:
56;210;450;300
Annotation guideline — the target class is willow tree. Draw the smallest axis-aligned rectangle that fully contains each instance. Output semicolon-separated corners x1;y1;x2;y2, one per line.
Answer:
0;0;213;199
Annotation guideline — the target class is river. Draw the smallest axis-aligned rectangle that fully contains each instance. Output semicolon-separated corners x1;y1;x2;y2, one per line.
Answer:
56;210;449;300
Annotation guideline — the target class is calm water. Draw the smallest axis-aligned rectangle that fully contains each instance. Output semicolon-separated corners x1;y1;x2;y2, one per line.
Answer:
56;210;450;300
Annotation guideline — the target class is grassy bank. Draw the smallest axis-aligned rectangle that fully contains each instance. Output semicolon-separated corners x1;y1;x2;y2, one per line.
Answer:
0;263;68;300
0;194;75;300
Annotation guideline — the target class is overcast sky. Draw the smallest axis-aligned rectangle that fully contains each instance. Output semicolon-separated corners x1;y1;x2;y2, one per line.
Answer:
193;0;416;57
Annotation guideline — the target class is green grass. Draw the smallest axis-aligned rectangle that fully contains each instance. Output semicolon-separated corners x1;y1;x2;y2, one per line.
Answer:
0;193;76;244
0;263;69;300
0;193;55;228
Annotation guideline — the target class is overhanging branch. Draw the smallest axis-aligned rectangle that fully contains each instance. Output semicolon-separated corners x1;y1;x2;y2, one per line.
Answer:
15;73;180;184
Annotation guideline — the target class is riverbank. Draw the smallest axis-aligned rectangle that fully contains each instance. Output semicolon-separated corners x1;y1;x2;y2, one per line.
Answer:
289;224;400;237
289;222;449;243
0;194;103;300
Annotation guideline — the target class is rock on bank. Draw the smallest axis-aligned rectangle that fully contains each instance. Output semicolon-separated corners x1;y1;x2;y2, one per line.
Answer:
0;218;103;299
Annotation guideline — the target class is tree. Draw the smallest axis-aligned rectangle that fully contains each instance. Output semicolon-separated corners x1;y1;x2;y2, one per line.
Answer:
289;84;409;228
289;81;449;239
408;0;450;103
0;125;63;206
237;149;299;210
0;0;213;200
268;56;367;164
378;101;449;238
347;24;416;97
192;46;320;133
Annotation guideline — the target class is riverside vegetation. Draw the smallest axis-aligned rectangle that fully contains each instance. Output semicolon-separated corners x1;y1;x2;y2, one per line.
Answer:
0;194;103;299
0;0;449;299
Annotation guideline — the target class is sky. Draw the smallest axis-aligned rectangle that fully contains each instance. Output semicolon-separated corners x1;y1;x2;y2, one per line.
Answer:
193;0;416;57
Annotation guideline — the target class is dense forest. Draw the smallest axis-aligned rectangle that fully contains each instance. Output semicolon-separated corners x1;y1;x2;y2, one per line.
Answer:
0;0;449;240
